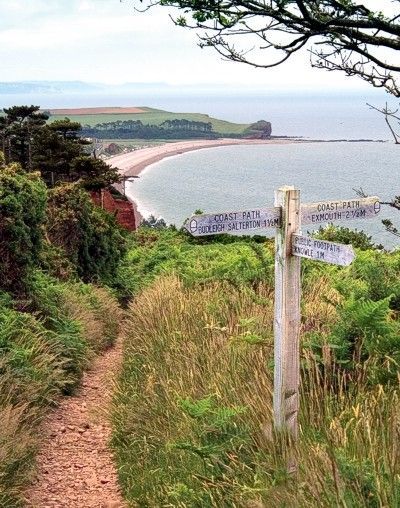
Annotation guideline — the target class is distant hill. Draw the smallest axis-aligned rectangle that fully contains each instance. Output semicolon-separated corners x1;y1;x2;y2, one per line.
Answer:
48;107;253;136
0;81;174;95
0;104;272;139
0;81;102;94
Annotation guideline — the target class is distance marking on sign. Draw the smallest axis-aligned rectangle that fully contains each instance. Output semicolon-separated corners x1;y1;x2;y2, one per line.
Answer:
184;207;281;236
301;196;380;225
292;234;355;266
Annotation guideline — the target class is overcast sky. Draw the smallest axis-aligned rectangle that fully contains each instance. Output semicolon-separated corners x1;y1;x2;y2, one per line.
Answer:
0;0;386;92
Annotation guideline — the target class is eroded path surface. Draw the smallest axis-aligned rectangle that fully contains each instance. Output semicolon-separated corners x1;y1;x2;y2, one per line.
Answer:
25;340;125;508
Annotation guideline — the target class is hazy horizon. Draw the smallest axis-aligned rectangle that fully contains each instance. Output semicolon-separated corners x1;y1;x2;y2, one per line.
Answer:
1;1;394;94
0;78;384;94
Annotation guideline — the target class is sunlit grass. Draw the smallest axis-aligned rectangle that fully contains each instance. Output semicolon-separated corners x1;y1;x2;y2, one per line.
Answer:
112;275;400;507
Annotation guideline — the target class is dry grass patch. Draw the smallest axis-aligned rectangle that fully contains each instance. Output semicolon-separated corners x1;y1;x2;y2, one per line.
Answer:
62;285;123;353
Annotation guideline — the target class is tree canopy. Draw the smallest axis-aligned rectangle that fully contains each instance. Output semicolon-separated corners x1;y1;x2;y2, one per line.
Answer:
0;107;120;189
0;159;47;290
142;0;400;96
0;105;48;169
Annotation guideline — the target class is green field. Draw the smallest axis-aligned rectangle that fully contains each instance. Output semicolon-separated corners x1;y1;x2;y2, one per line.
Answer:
49;107;251;135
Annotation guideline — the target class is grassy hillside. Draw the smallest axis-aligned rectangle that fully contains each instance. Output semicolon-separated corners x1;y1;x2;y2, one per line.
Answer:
111;226;400;507
49;108;251;135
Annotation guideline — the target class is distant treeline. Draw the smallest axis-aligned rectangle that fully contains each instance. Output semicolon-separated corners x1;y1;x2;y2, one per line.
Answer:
81;119;221;139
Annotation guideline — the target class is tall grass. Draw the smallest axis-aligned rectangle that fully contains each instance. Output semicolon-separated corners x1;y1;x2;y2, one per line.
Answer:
0;271;123;506
112;275;400;507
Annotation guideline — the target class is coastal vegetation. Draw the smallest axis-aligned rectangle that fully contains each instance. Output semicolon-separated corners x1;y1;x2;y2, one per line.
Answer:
1;101;400;507
80;118;272;140
0;117;126;505
0;106;120;189
111;225;400;507
81;118;219;140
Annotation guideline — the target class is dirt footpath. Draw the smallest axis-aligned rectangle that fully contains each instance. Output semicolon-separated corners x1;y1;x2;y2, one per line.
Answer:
25;340;125;508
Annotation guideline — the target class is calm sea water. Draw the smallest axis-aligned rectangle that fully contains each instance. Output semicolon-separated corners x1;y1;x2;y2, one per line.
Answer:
125;142;400;248
2;89;398;246
0;89;394;139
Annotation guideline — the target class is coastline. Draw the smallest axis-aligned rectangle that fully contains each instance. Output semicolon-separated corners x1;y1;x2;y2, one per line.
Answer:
109;138;303;224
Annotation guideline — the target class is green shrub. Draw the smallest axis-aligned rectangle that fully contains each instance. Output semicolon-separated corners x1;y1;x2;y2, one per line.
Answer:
0;306;64;407
114;227;274;300
46;183;127;283
312;224;381;250
328;295;400;384
140;215;168;229
39;242;76;281
349;250;400;309
26;270;122;389
0;162;47;291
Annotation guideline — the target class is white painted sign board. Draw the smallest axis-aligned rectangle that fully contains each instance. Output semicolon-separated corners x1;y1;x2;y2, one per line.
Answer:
185;207;281;236
292;234;355;266
301;196;380;225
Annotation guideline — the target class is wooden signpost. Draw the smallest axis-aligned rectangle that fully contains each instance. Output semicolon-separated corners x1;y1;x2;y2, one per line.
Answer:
184;206;281;236
292;234;355;266
273;187;301;451
301;196;380;225
184;187;381;457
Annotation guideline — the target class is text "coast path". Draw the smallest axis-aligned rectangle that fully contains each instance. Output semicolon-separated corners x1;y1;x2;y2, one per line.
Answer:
185;207;281;237
301;196;380;225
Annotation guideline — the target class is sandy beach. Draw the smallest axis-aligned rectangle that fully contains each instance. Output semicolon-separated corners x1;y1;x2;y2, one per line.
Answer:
108;138;301;223
109;138;301;178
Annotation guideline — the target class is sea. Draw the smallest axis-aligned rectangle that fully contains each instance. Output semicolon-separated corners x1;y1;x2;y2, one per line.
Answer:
1;88;399;248
126;141;399;248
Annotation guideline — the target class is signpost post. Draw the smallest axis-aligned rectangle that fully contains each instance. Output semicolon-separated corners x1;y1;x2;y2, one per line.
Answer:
183;187;381;469
273;187;301;449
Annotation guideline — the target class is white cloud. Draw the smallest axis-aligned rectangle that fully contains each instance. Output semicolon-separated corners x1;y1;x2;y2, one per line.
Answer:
0;0;379;89
77;0;94;12
0;17;134;50
0;3;169;50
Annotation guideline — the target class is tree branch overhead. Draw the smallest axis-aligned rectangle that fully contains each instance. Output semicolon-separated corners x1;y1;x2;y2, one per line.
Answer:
136;0;400;95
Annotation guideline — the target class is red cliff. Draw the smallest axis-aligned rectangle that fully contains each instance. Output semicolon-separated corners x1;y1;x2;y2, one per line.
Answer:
90;190;136;231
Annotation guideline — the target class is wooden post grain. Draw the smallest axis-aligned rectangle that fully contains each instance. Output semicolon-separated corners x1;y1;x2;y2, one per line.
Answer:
273;186;301;444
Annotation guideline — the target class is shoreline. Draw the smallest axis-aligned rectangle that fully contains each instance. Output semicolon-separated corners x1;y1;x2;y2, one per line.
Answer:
108;138;304;224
